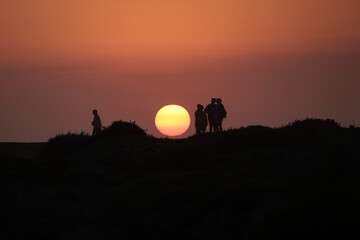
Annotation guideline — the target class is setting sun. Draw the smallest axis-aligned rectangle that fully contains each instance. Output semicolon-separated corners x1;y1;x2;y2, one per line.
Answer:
155;105;191;137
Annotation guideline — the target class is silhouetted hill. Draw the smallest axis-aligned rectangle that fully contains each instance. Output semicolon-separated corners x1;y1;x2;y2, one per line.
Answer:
41;120;148;158
0;142;45;160
1;119;360;239
42;118;351;158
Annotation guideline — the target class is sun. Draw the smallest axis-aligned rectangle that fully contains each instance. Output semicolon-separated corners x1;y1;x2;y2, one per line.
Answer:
155;105;191;137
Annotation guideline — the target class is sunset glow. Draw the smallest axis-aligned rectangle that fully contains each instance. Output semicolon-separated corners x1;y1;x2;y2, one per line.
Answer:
0;0;359;141
155;105;191;137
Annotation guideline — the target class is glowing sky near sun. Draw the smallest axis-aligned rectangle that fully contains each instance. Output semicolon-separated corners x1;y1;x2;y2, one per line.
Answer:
0;0;359;141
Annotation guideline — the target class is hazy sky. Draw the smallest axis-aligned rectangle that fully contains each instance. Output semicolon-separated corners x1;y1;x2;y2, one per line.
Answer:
1;0;359;141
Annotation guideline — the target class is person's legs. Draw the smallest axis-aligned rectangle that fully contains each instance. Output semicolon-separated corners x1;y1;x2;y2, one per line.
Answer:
213;119;219;132
196;128;201;135
209;118;216;133
202;126;206;134
218;119;223;132
93;127;101;135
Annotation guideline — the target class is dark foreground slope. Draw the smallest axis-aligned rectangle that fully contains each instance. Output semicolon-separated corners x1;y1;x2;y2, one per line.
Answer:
1;119;360;240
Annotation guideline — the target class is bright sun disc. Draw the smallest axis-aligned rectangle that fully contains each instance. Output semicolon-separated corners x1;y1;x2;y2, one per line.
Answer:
155;105;191;137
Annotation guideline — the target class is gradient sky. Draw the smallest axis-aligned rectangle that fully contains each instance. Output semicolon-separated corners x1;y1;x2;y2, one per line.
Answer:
1;0;360;141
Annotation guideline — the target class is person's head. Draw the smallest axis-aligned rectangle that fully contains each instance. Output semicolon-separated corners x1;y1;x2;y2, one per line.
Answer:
216;98;222;103
197;104;204;110
211;98;216;104
92;109;98;115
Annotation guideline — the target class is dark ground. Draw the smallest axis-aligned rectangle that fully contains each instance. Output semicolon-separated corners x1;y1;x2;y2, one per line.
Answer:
1;119;360;239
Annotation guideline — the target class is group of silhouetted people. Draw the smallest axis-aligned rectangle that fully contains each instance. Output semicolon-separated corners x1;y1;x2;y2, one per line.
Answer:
195;98;227;134
91;99;227;136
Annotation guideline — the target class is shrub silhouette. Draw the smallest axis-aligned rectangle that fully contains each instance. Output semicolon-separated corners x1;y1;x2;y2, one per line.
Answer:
98;120;146;138
285;118;340;130
41;132;91;157
42;120;147;157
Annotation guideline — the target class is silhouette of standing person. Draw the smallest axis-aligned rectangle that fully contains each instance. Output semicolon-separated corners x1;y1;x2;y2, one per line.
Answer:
91;109;102;135
205;98;219;133
195;104;207;134
216;98;227;132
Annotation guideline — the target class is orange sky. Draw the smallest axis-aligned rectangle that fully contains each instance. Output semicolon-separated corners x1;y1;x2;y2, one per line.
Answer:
0;0;359;141
1;0;359;65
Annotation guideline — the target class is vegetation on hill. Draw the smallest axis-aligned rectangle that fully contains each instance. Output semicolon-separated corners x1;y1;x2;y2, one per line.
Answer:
42;118;348;157
2;118;359;239
41;120;147;157
285;117;340;128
